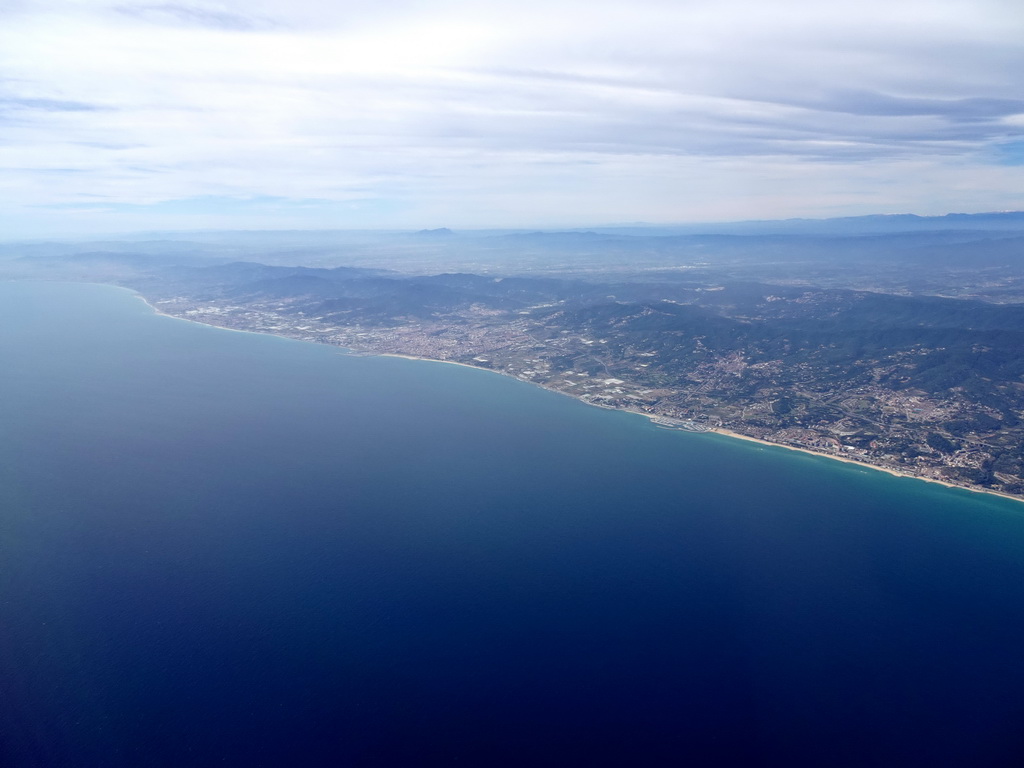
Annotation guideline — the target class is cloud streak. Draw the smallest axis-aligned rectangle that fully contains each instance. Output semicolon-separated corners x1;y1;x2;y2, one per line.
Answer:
0;0;1021;235
113;3;276;31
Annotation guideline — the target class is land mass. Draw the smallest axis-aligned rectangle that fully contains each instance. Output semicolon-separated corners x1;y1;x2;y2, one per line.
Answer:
5;212;1024;499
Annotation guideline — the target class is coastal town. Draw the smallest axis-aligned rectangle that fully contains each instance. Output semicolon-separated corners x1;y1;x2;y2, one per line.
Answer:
146;283;1024;502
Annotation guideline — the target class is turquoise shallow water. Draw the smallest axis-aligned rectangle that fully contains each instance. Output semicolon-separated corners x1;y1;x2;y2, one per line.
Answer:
2;281;1024;766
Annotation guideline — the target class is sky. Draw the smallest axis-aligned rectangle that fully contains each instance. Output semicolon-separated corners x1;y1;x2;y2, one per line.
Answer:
1;0;1022;236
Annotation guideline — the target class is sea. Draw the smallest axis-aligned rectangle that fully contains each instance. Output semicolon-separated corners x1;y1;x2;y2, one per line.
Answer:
2;280;1024;767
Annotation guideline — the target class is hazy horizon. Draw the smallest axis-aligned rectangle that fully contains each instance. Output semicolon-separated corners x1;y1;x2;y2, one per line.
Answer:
5;208;1024;245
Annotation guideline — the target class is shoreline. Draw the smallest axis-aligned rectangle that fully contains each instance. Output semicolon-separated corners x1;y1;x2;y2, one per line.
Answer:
133;292;1023;507
346;352;1024;506
132;293;291;340
705;427;1024;505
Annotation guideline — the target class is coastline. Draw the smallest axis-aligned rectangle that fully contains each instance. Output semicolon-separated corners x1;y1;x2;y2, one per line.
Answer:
133;292;1023;507
132;293;288;340
342;352;1024;506
706;427;1024;505
376;353;505;376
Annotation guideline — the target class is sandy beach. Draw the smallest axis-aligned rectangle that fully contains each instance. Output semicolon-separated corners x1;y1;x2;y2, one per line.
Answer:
707;427;1024;505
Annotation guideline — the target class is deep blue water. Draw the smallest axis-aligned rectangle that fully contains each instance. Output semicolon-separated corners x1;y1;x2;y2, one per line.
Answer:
2;281;1024;767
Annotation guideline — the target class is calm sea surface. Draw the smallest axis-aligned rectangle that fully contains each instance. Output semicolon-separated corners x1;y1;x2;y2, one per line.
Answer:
3;281;1024;767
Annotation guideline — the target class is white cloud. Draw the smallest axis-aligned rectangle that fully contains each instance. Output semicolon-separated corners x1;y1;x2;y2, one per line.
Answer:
0;0;1021;234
